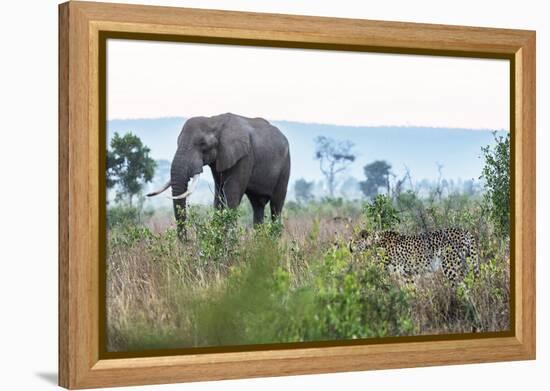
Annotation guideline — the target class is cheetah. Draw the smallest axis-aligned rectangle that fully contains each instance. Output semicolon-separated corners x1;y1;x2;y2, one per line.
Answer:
349;228;479;285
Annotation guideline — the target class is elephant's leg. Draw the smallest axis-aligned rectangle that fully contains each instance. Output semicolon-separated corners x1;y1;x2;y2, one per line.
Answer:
216;154;252;209
269;157;291;222
270;199;284;222
218;176;246;209
247;193;268;225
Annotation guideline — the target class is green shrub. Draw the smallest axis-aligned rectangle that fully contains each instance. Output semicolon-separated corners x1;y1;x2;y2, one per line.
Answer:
188;237;291;346
106;192;510;351
457;255;510;331
108;205;139;228
363;194;400;230
108;222;153;247
187;206;243;267
481;132;510;238
301;246;415;339
186;239;415;345
254;219;284;240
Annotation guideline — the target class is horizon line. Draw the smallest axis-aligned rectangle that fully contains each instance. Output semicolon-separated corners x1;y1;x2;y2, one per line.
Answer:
107;115;508;132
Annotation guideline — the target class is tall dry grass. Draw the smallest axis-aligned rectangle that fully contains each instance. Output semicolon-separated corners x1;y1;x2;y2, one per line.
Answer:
106;199;510;352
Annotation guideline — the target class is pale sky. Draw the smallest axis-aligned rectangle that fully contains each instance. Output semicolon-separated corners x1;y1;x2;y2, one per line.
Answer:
107;39;509;129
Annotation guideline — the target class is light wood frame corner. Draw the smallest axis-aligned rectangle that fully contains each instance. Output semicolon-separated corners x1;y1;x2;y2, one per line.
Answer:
59;1;536;389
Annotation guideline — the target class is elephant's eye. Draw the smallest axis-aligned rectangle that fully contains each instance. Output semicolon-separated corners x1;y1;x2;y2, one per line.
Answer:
199;138;215;151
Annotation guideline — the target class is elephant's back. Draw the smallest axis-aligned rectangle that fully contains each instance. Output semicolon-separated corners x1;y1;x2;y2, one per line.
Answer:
247;118;288;153
224;113;289;155
249;123;289;168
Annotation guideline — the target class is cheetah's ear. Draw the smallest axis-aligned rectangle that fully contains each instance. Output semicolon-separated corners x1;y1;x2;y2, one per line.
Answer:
359;230;369;239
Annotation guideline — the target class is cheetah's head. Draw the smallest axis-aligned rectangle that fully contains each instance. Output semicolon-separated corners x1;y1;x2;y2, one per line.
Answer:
349;229;380;252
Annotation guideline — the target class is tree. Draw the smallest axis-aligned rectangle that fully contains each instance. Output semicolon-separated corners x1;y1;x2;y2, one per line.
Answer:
107;132;156;205
314;136;355;197
481;132;510;238
294;178;314;204
359;160;392;199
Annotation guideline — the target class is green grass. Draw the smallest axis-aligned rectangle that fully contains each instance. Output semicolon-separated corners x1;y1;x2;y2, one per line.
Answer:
106;197;509;352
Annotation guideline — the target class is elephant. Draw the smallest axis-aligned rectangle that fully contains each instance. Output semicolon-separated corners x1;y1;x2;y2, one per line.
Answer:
147;113;291;236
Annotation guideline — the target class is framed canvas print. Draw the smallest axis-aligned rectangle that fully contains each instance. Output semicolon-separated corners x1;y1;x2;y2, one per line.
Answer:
58;1;536;389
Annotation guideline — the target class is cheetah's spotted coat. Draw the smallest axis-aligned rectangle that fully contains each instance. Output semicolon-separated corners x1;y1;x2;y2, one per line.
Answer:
350;228;479;284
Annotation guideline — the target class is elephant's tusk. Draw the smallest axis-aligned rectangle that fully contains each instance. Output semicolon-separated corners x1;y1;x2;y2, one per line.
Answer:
171;174;200;200
146;181;171;197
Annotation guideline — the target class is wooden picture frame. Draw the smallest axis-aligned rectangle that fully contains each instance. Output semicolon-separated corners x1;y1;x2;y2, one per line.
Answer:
58;1;536;389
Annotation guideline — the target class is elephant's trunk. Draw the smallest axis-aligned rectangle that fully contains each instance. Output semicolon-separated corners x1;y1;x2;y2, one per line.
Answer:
171;180;188;240
172;196;187;239
170;155;189;239
171;174;200;199
171;152;202;240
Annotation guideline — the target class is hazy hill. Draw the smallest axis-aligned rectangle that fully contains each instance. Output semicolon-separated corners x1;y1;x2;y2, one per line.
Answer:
107;117;506;206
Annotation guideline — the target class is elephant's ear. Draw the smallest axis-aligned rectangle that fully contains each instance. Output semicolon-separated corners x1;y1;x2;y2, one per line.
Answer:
216;122;251;172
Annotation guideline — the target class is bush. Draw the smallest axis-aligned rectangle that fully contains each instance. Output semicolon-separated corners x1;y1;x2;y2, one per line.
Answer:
481;132;510;238
187;206;243;267
363;194;400;230
189;239;415;344
107;222;417;350
254;219;284;240
107;203;154;229
300;246;415;339
188;237;291;346
106;194;510;351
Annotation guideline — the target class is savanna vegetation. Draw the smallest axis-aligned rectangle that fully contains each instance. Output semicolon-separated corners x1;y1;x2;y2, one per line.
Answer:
106;132;510;352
